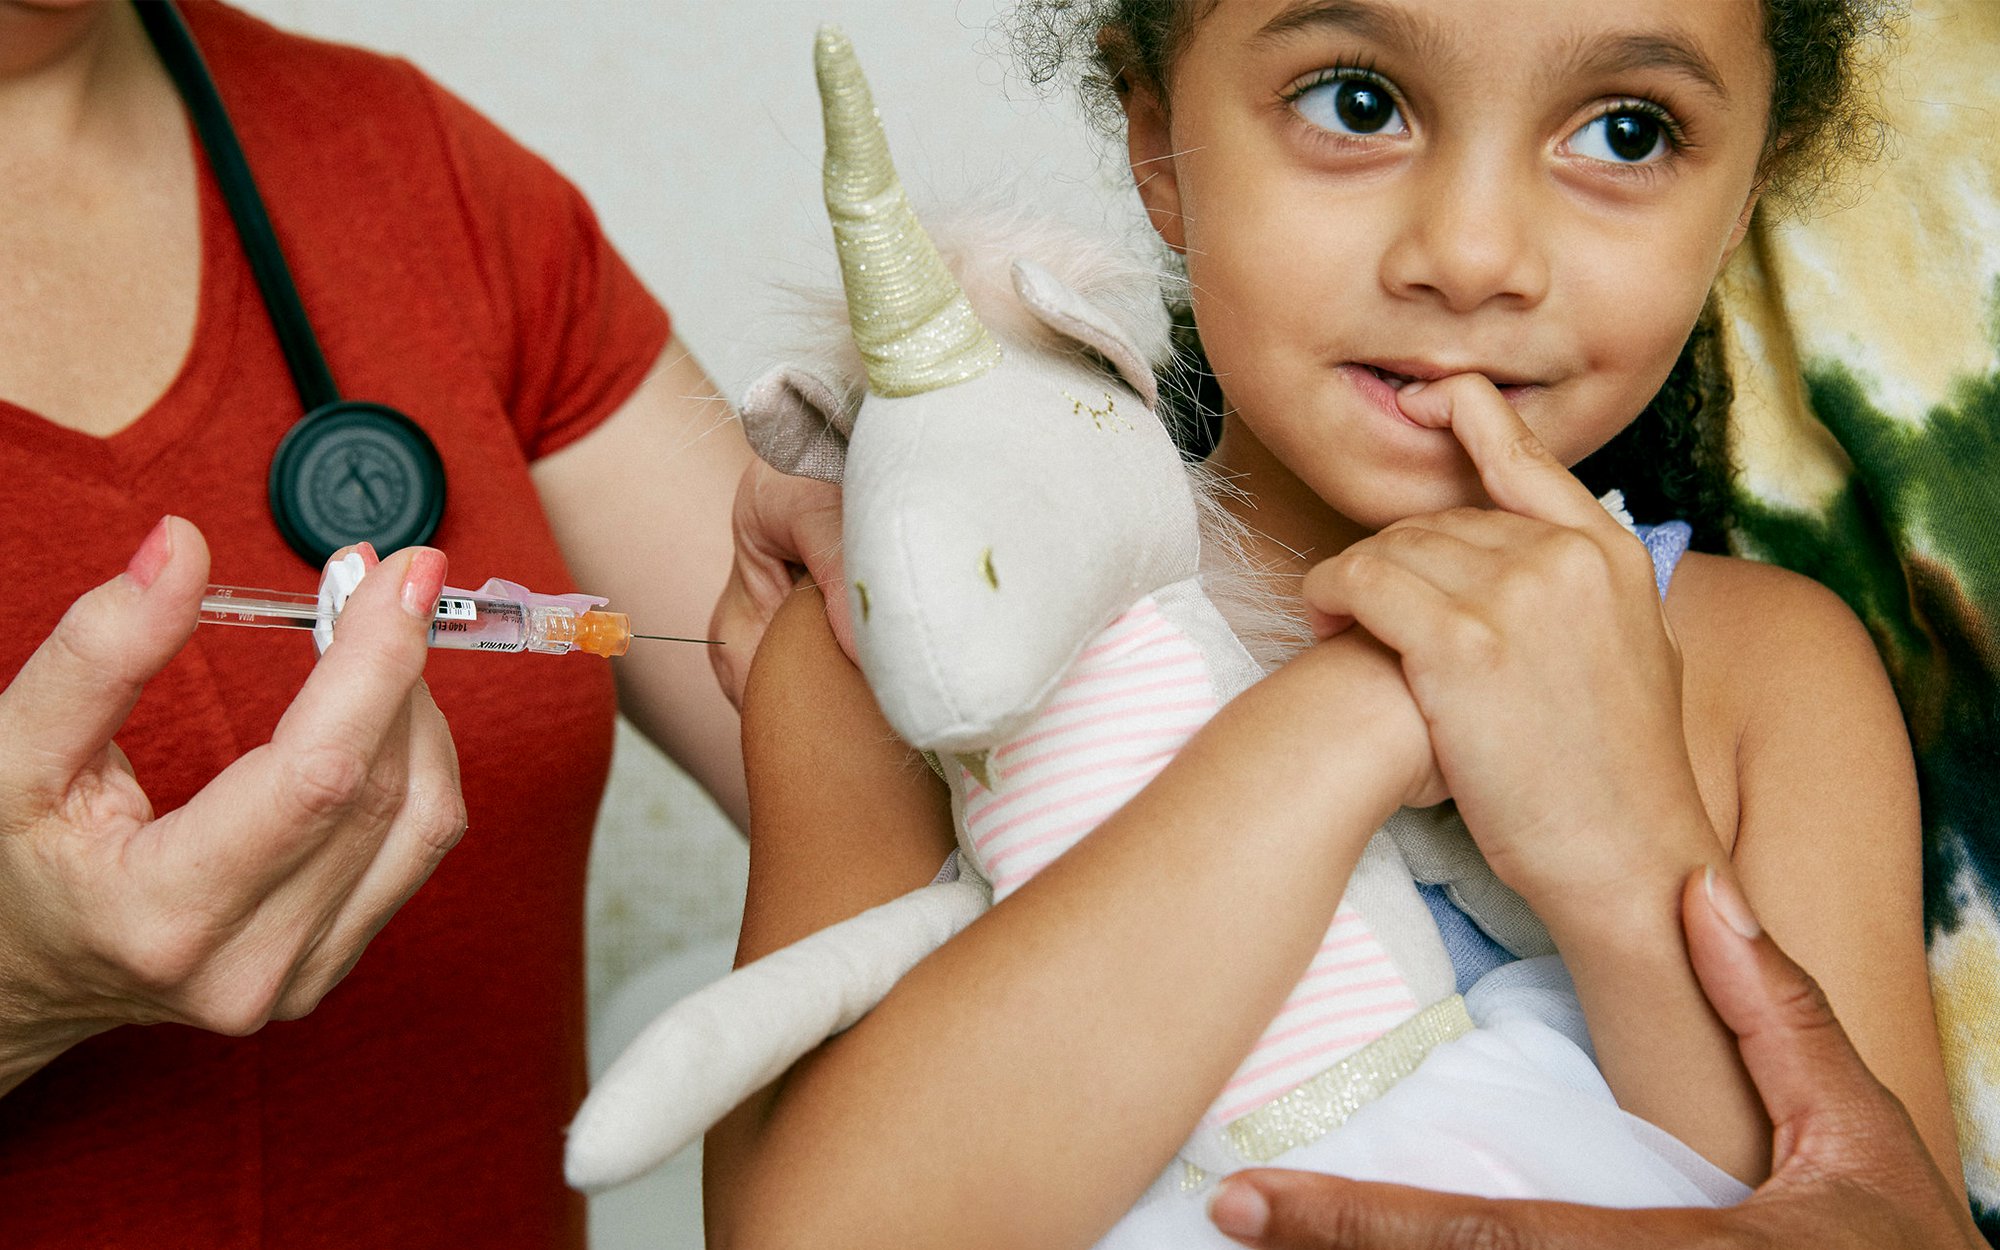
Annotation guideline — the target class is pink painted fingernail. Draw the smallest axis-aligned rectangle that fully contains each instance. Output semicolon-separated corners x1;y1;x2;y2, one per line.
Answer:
1209;1180;1270;1239
400;549;447;619
1704;866;1762;939
125;516;175;589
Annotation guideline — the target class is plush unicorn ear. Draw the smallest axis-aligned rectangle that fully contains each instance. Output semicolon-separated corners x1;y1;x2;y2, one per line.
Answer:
1010;259;1161;412
739;365;858;484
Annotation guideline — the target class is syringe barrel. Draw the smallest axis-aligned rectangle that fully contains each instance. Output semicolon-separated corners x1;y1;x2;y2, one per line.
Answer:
423;594;526;653
201;585;638;656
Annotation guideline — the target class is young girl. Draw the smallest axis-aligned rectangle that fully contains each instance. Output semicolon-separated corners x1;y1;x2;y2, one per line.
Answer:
703;1;1961;1246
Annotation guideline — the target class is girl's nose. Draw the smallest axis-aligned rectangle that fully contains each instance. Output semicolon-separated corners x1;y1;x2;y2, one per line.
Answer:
1379;152;1550;314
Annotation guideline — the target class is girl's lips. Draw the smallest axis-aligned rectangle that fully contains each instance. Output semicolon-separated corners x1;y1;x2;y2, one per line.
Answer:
1340;363;1431;429
1340;363;1541;428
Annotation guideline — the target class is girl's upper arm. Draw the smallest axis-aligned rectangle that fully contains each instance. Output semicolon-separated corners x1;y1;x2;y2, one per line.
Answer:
705;582;955;1240
735;582;957;964
1721;562;1964;1193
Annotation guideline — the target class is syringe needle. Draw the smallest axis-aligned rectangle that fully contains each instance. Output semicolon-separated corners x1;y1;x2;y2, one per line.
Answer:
629;633;725;646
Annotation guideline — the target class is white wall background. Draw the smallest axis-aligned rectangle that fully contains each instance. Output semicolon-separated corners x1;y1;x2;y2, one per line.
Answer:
229;2;1141;1245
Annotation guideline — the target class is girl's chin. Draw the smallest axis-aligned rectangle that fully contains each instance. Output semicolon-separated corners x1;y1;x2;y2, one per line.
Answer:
1217;403;1483;530
1300;461;1488;531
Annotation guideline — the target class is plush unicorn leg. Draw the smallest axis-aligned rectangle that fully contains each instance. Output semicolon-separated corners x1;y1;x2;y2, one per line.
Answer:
565;872;988;1189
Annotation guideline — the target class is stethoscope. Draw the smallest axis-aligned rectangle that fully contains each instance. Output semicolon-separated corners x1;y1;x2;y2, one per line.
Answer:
135;0;445;567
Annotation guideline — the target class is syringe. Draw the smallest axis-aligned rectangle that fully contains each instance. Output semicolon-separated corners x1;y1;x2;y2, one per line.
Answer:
200;583;718;657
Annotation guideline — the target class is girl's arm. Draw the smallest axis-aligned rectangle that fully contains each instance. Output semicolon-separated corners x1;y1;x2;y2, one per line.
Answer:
1302;374;1766;1181
1698;557;1961;1192
702;583;960;1234
704;586;1434;1250
1527;556;1959;1193
1301;374;1953;1187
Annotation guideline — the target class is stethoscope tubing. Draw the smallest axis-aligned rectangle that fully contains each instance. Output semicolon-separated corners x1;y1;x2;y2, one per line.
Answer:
135;0;342;414
134;0;447;567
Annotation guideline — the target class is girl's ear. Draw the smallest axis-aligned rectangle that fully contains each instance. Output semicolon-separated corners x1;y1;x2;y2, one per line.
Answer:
1123;83;1187;255
1722;188;1763;264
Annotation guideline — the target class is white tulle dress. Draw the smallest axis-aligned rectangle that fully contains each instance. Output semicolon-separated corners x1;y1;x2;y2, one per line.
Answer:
1094;954;1750;1249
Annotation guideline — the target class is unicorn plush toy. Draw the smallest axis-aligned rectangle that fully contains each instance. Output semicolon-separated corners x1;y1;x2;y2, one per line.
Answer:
565;30;1737;1226
564;26;1457;1195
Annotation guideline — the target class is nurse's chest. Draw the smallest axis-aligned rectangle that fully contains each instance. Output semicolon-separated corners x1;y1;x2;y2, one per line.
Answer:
0;92;200;438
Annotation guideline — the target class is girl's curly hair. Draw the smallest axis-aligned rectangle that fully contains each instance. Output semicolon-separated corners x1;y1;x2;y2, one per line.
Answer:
1011;0;1899;551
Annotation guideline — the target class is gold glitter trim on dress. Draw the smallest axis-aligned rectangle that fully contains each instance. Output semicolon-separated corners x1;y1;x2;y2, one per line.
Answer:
1177;1160;1209;1193
1222;994;1474;1164
816;27;1003;398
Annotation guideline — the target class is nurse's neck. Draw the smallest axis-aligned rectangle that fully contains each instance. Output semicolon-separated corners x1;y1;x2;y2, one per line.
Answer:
0;0;157;150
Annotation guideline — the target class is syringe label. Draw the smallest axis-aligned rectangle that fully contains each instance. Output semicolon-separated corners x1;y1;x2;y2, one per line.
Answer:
435;597;479;622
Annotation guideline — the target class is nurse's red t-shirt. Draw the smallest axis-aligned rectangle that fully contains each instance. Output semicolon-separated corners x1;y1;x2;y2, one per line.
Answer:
0;3;670;1244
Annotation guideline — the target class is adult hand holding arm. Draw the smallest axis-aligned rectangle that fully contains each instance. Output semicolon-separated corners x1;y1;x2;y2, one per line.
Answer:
707;455;849;710
1208;866;1984;1249
0;518;466;1096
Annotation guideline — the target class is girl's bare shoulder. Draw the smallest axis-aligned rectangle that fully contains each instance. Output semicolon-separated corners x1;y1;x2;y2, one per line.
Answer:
1664;550;1912;851
1665;551;1886;690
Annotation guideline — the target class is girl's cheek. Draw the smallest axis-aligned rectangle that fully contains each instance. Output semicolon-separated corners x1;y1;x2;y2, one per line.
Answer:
1568;244;1715;423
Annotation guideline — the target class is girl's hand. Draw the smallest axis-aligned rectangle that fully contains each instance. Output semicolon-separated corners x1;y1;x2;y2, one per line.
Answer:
1300;374;1716;906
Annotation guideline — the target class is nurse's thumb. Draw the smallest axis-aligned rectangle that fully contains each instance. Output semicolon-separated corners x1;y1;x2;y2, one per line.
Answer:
1210;1167;1712;1249
1683;867;1904;1167
0;516;211;792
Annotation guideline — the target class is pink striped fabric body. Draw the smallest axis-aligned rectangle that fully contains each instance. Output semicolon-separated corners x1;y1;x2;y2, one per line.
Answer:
965;595;1218;902
961;594;1421;1128
1201;903;1421;1125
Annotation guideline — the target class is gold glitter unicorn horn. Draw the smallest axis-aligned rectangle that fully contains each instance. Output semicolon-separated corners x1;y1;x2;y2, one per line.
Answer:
816;26;1002;397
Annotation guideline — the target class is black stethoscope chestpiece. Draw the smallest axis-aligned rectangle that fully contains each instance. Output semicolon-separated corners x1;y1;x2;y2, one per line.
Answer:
268;402;448;568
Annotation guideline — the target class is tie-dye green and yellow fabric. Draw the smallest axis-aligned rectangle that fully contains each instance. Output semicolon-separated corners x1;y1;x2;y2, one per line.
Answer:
1710;1;1998;1233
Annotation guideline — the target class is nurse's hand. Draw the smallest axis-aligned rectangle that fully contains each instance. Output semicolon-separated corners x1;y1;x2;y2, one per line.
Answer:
710;458;849;708
0;518;466;1097
1205;868;1984;1250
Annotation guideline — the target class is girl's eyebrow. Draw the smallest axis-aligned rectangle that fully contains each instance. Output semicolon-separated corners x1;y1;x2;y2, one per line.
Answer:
1252;0;1729;106
1555;32;1731;106
1251;0;1460;72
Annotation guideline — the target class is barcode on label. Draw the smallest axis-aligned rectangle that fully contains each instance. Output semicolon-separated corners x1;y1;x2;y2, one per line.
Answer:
435;597;478;622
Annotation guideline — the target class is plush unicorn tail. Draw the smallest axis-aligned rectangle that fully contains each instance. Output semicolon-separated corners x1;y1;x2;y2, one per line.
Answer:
564;874;990;1190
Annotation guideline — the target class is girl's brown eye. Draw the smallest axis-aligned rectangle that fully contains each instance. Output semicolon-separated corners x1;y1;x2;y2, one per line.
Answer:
1332;81;1395;132
1295;73;1407;138
1572;109;1670;164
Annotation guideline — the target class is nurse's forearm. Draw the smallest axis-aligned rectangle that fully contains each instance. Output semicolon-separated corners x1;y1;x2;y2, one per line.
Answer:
724;639;1421;1250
